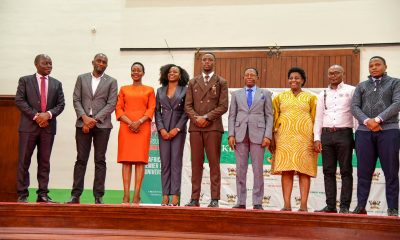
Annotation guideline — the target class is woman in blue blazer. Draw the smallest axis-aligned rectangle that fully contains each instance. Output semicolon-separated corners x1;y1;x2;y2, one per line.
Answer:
155;64;189;206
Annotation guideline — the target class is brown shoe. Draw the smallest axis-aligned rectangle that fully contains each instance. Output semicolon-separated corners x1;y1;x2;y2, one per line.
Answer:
161;195;169;206
169;195;179;206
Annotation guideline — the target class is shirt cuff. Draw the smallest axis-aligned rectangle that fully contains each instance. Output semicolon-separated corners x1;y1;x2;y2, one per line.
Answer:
363;118;369;126
47;111;53;119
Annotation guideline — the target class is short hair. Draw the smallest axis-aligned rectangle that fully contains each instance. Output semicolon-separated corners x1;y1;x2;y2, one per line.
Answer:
288;67;307;87
131;62;145;73
159;64;190;87
201;52;216;60
94;53;107;60
34;54;50;65
369;56;386;65
244;67;259;76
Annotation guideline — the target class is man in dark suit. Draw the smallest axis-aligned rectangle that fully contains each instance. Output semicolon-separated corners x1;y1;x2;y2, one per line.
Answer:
15;54;65;203
66;53;118;204
184;53;229;208
228;68;273;210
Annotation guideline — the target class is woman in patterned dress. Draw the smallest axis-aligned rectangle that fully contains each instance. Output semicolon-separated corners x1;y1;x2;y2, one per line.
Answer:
269;67;318;212
116;62;156;204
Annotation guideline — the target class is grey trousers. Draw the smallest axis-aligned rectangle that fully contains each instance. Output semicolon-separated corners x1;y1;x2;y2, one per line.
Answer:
235;134;265;205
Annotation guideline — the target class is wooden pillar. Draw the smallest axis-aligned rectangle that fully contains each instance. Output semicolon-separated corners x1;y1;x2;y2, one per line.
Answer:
0;95;19;202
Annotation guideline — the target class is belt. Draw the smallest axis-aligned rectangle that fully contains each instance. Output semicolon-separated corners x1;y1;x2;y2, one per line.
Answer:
322;127;352;133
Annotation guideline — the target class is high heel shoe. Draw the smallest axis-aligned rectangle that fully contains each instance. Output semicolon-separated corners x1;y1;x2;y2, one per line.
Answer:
122;195;130;204
161;195;169;206
168;194;179;206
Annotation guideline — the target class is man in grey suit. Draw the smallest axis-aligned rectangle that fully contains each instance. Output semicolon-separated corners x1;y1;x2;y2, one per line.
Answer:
228;68;273;210
15;54;65;203
66;53;118;204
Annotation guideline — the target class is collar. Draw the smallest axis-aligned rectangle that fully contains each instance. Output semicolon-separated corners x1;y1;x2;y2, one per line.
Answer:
36;73;48;79
328;81;344;90
202;72;214;79
91;72;104;79
245;85;257;92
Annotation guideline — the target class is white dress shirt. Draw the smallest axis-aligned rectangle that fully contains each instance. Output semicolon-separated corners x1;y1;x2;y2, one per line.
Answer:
313;82;356;141
90;73;103;115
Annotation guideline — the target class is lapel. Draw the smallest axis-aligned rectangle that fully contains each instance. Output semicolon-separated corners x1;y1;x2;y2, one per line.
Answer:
250;88;262;111
31;74;41;100
195;75;207;93
94;74;108;97
170;85;183;107
84;74;94;97
160;86;172;108
240;88;249;110
200;74;218;100
46;76;55;106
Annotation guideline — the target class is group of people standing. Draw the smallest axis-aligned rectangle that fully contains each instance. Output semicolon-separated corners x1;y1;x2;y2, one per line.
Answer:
15;53;399;217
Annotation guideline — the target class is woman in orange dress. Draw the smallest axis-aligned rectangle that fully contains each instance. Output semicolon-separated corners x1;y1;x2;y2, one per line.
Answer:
116;62;156;204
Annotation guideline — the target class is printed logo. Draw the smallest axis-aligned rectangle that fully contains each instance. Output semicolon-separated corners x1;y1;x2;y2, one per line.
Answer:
227;167;236;176
262;196;271;205
372;172;381;181
226;194;237;204
369;200;381;210
263;168;272;177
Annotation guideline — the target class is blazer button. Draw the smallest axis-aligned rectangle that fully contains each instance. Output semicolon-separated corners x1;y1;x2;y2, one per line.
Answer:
207;100;210;102
200;101;203;103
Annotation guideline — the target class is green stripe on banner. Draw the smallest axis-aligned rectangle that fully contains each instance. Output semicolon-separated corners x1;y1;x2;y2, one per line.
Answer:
212;132;382;168
27;188;127;204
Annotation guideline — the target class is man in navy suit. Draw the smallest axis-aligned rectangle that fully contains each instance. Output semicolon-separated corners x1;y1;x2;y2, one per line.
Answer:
15;54;65;203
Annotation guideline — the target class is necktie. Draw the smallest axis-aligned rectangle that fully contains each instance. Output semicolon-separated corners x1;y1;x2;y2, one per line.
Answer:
247;89;253;108
40;76;47;112
373;79;381;91
204;75;210;84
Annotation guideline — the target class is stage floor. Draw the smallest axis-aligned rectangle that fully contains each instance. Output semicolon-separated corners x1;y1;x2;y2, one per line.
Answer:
0;202;399;239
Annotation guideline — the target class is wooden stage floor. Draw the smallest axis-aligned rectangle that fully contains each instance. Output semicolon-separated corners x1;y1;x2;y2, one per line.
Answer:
0;203;399;239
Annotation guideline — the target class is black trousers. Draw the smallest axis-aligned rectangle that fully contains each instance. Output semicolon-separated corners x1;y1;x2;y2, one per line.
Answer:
17;129;55;197
321;128;354;208
355;129;399;209
71;127;111;198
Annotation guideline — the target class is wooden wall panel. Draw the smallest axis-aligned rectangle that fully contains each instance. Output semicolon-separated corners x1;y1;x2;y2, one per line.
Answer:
0;96;19;202
193;49;360;88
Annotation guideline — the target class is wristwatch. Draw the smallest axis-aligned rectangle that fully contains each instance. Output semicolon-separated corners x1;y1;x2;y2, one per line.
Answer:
177;128;181;132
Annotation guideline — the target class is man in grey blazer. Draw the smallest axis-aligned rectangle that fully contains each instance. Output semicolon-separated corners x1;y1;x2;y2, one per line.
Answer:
228;68;273;210
15;54;65;203
66;53;118;204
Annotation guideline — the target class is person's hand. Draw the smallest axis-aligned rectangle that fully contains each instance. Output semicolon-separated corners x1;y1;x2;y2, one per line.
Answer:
129;121;141;133
35;112;50;127
82;125;90;134
314;140;322;153
261;137;271;148
195;116;209;128
160;129;170;140
268;138;276;154
168;128;179;139
366;119;382;132
228;136;236;150
82;115;97;129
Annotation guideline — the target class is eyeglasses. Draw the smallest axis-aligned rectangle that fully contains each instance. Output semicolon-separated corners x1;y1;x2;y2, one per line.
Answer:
244;73;257;77
328;71;342;76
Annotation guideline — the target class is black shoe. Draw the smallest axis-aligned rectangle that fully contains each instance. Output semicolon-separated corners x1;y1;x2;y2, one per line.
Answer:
314;206;337;213
232;204;246;209
339;207;350;214
17;196;28;203
65;196;80;204
352;206;367;214
208;199;219;208
387;208;398;217
253;204;263;210
95;197;104;204
37;195;57;203
185;199;200;207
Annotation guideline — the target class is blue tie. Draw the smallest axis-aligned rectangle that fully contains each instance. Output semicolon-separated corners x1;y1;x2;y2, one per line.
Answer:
247;89;253;108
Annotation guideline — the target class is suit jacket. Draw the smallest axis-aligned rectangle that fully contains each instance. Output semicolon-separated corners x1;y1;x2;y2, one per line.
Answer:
15;74;65;135
228;87;273;144
155;85;188;132
73;73;118;128
184;74;228;132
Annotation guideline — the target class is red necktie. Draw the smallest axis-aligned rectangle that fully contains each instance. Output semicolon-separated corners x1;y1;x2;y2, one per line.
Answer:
204;75;210;84
40;76;47;112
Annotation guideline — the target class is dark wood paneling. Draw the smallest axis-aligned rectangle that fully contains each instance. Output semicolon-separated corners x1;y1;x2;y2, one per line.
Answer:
0;204;399;239
194;50;360;88
0;96;19;202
